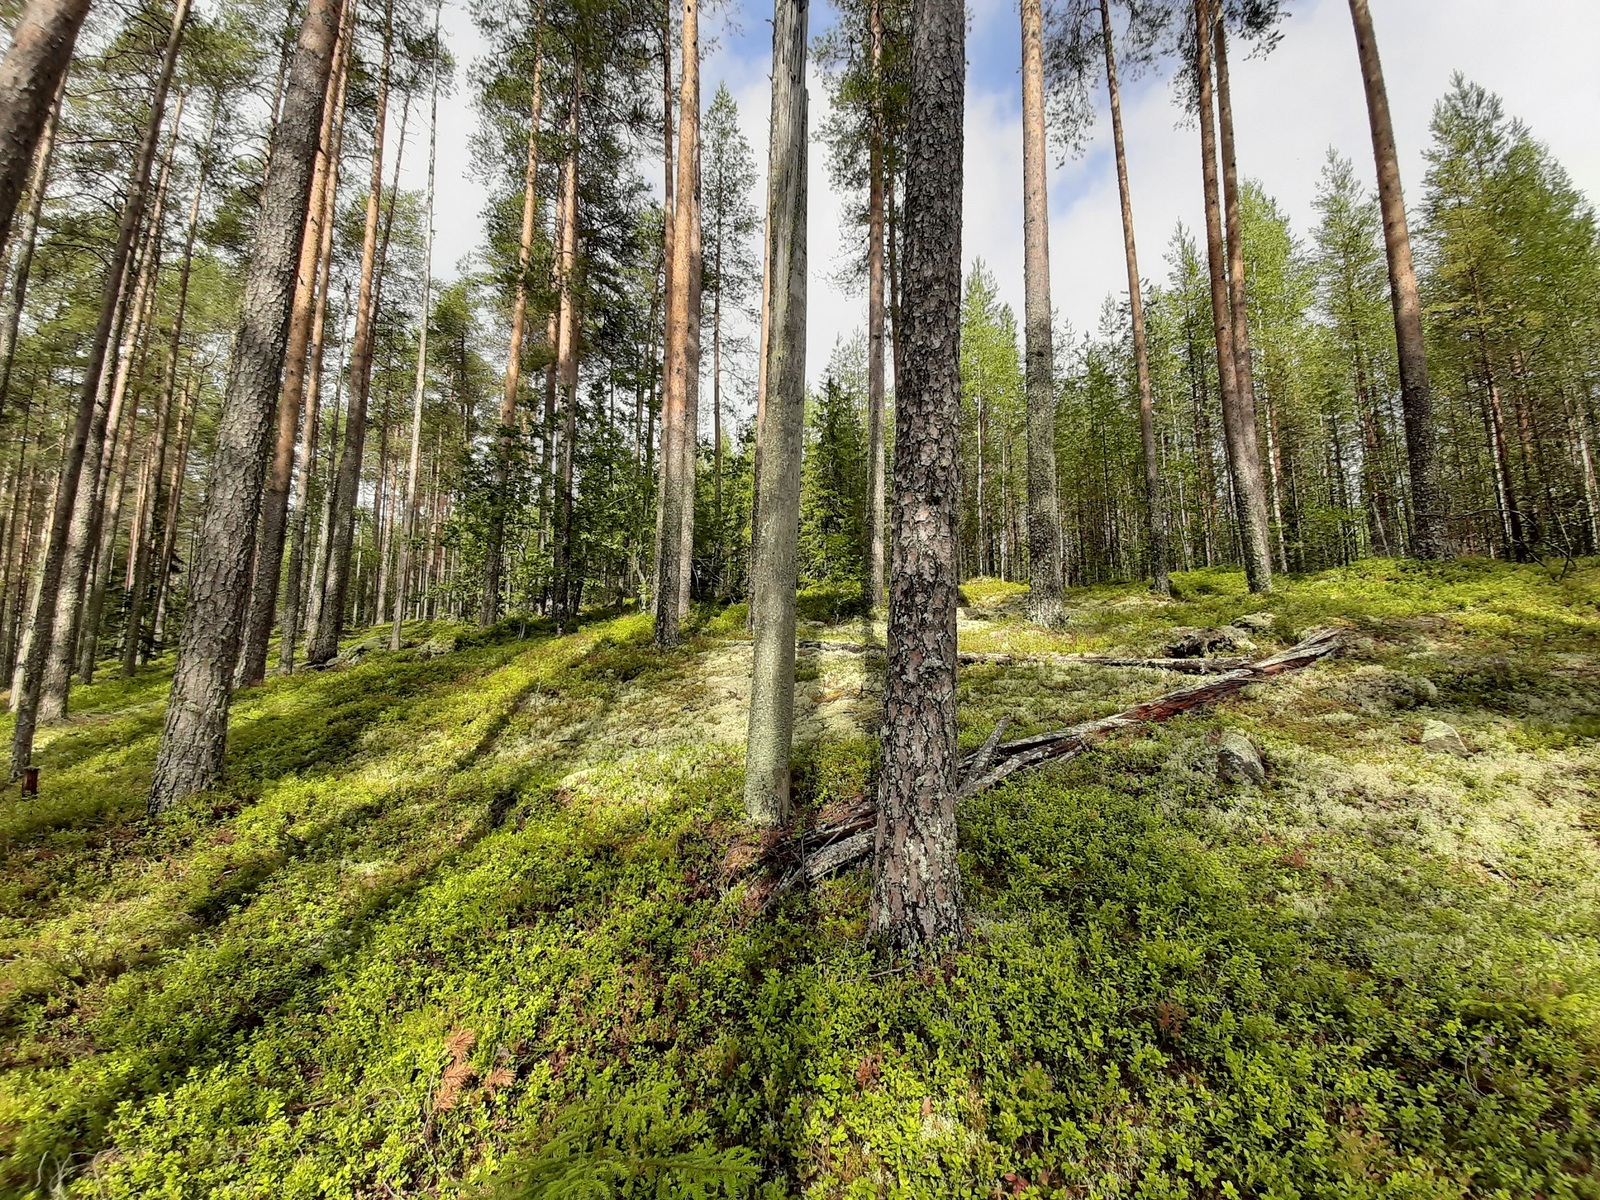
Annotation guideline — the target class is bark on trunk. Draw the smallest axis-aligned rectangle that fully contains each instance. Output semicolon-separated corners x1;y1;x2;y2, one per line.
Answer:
0;72;64;416
0;0;89;256
306;0;392;665
551;68;581;633
1100;0;1168;595
1208;9;1273;593
1347;0;1444;559
147;0;341;809
1020;0;1063;626
10;0;190;776
742;0;807;826
868;0;965;956
864;0;887;611
652;0;703;646
237;0;350;686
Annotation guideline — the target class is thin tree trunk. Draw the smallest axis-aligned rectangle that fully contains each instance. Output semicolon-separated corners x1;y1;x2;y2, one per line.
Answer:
653;0;703;646
864;0;887;611
281;59;348;671
711;231;723;595
1020;0;1062;624
869;0;965;956
11;0;190;776
1208;8;1272;593
150;375;197;650
1099;0;1168;595
237;0;350;686
552;67;581;632
1347;0;1443;559
392;9;438;649
147;0;342;809
306;0;392;665
482;27;543;626
0;0;89;256
0;72;64;416
743;0;807;825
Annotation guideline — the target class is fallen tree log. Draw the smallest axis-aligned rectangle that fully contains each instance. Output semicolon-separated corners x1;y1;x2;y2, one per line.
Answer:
796;639;1253;674
746;626;1342;908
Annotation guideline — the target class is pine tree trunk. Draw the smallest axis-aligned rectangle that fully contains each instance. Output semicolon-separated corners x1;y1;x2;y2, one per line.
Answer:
1192;0;1270;596
1020;0;1063;624
711;237;723;595
0;0;89;255
393;14;438;650
482;27;543;627
869;0;965;956
147;0;342;809
1100;0;1168;595
653;0;703;647
1208;9;1273;593
281;62;348;671
150;376;196;650
306;0;393;665
10;0;189;776
864;0;888;611
1347;0;1444;559
237;2;349;686
0;72;64;416
742;0;807;826
552;69;581;633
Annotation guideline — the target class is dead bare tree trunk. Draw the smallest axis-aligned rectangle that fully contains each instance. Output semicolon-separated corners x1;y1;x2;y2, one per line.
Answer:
10;0;190;777
742;0;807;825
147;0;342;809
0;0;89;256
869;0;966;956
1020;0;1063;626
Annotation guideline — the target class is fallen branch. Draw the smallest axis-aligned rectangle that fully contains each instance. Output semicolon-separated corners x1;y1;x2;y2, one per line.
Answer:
796;639;1252;674
745;626;1342;908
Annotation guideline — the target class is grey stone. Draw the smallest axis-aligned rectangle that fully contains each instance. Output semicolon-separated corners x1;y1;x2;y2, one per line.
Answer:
1231;612;1276;633
1421;719;1469;758
1167;626;1245;658
1217;731;1266;785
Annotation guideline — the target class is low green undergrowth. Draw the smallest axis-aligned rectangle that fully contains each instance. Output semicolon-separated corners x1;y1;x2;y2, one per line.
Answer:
0;562;1597;1198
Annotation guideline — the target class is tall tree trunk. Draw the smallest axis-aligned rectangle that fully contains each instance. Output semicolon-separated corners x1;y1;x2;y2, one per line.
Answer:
0;72;64;416
651;11;674;614
1100;0;1168;595
392;11;438;650
552;68;581;632
1020;0;1063;625
869;0;965;956
482;27;543;626
742;0;807;825
237;0;350;686
653;0;702;647
711;228;723;595
281;59;348;671
10;0;190;776
0;0;89;256
1347;0;1444;559
150;375;196;649
306;0;392;665
864;0;887;610
146;0;342;809
1208;9;1272;592
1192;0;1269;596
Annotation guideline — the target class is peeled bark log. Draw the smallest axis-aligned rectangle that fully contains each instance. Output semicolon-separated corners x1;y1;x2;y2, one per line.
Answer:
742;0;808;825
869;0;966;957
147;0;342;810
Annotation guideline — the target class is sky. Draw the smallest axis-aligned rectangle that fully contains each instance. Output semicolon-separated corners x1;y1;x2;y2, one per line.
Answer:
406;0;1600;413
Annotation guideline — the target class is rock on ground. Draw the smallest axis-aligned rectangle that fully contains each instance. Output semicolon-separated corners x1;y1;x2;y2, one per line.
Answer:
1421;719;1470;757
1218;730;1266;785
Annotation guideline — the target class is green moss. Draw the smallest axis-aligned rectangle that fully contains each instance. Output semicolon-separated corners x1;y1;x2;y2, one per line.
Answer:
2;563;1597;1198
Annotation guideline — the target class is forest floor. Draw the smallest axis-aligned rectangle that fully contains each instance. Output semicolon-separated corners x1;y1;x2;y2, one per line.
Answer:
2;559;1599;1199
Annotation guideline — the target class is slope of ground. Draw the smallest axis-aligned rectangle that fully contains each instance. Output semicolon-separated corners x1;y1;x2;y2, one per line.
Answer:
1;559;1598;1199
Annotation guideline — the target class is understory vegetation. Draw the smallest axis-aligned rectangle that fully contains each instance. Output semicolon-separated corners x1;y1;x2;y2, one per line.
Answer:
2;558;1598;1198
